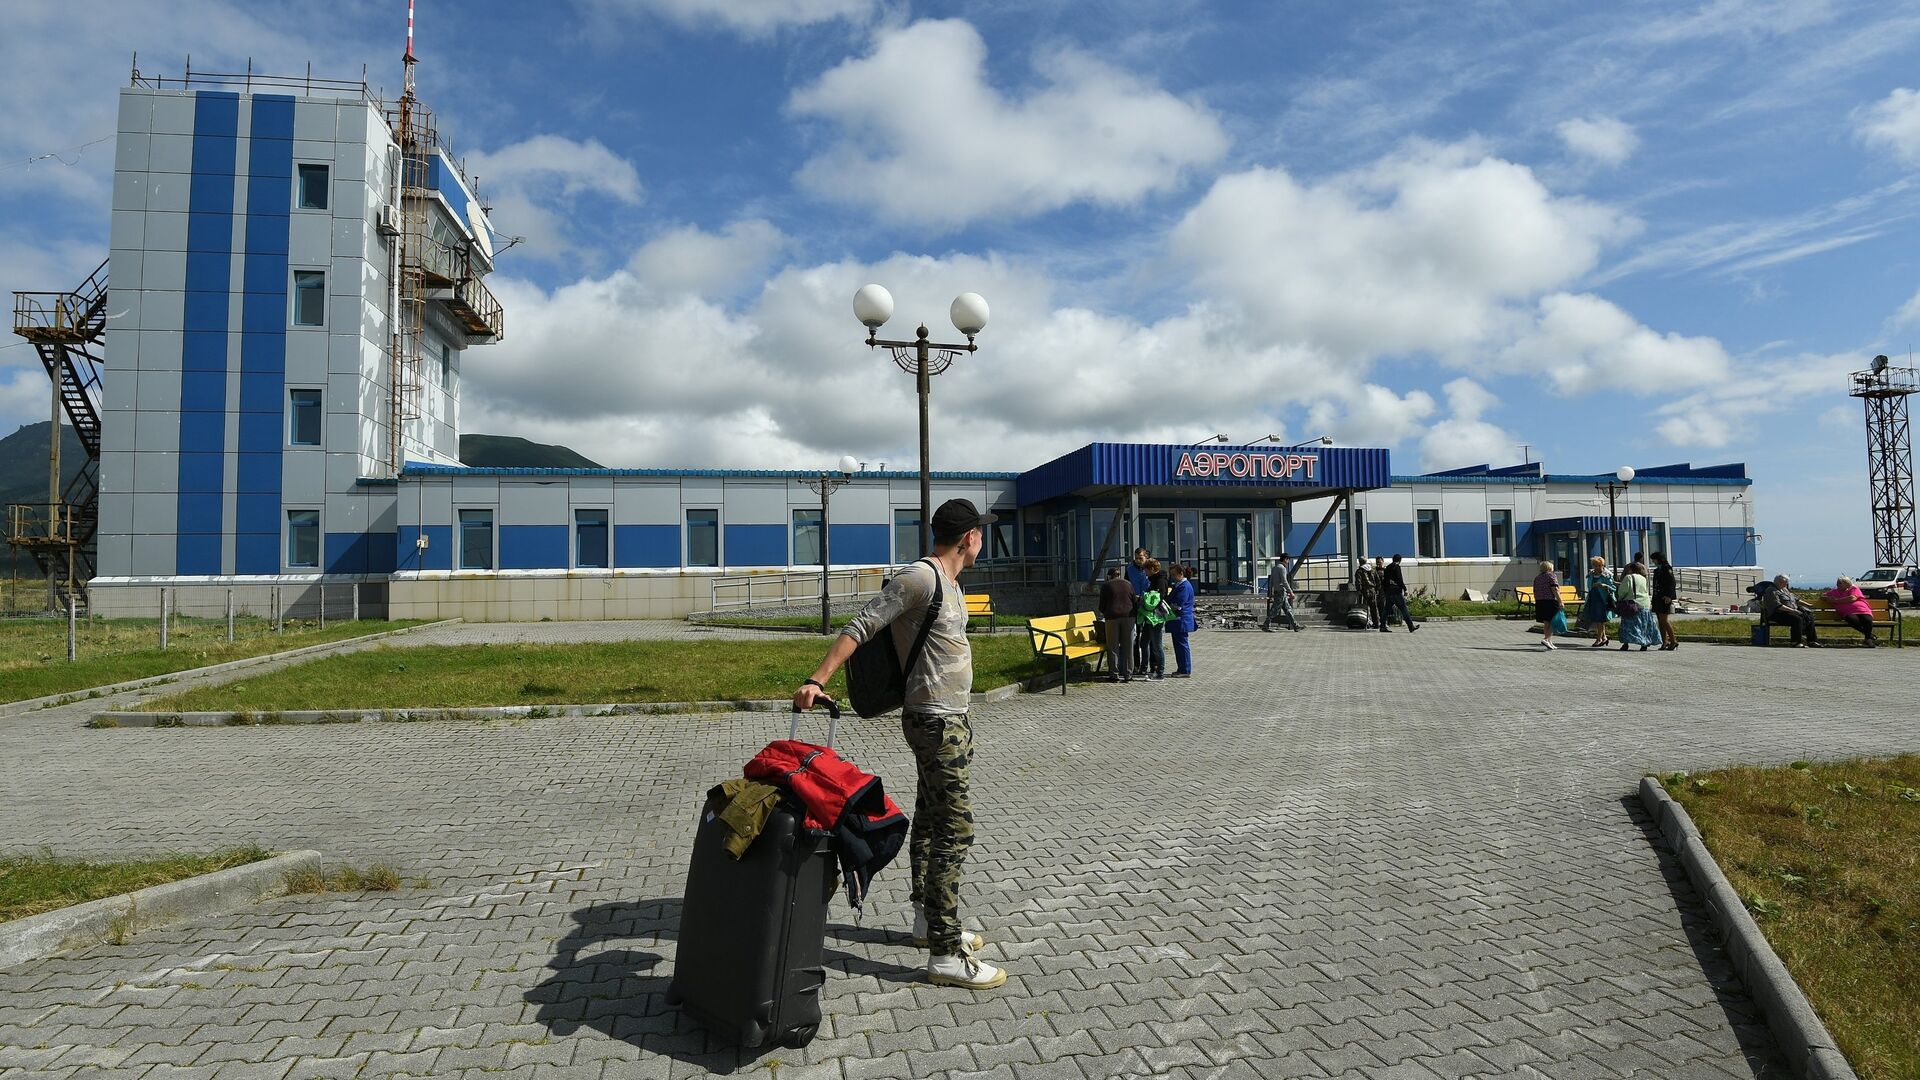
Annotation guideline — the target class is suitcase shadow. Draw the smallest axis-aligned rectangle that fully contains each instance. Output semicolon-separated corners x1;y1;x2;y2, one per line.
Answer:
526;897;922;1068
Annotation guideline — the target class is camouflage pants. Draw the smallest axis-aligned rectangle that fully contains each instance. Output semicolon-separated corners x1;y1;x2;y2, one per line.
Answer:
901;710;975;955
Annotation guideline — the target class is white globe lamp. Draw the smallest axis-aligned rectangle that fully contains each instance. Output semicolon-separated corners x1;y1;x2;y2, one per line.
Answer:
853;284;894;329
950;292;989;337
1616;466;1635;483
837;454;859;476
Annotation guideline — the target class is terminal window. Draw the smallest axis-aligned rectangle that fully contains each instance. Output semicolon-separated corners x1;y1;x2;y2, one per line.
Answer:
793;509;823;566
894;509;924;563
1490;509;1514;557
1416;509;1442;558
687;509;720;567
575;509;609;569
292;270;327;327
288;388;322;446
286;510;319;569
459;509;494;570
296;163;330;210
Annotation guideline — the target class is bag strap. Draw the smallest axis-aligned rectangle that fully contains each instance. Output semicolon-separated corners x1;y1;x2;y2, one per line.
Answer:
900;558;945;680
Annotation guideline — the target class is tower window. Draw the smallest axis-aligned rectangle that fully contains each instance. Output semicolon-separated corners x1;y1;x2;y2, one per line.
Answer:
296;163;330;210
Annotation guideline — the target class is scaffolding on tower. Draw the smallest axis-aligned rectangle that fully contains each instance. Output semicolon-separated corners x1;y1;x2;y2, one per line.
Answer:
7;260;108;612
383;3;429;477
1850;355;1918;568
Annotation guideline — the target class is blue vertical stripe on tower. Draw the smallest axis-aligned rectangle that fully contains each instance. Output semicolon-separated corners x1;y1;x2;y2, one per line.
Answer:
175;92;239;576
235;95;294;573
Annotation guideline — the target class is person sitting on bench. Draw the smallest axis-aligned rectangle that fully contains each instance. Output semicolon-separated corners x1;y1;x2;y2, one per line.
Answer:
1824;576;1878;647
1761;575;1821;647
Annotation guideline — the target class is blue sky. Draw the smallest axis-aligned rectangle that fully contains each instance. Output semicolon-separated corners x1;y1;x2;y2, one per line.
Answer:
5;0;1920;579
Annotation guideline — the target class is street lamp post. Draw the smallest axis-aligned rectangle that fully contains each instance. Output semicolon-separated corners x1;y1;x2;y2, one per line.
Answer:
1596;466;1635;566
800;455;861;635
854;285;989;556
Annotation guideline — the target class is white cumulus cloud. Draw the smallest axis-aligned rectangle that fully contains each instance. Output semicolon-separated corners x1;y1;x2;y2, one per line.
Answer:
465;135;644;260
1170;142;1633;359
1497;292;1731;395
628;219;789;297
1419;379;1520;471
787;19;1229;230
1854;87;1920;164
1556;116;1639;166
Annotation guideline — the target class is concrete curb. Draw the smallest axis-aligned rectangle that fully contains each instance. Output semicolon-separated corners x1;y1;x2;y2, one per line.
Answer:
0;850;322;970
91;675;1056;727
0;619;462;718
1636;777;1857;1080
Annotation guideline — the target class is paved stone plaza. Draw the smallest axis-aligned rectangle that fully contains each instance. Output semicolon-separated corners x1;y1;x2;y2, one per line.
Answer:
1;620;1913;1079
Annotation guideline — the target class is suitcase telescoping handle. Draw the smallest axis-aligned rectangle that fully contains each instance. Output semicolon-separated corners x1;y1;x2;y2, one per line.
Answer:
791;695;840;747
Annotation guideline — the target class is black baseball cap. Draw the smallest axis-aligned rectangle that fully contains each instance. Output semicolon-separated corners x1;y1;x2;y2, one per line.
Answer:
931;498;998;542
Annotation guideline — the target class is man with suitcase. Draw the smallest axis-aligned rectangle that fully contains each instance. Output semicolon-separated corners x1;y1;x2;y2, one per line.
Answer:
794;498;1006;991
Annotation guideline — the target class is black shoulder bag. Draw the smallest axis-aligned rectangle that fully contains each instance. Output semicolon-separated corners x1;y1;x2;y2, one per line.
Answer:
845;559;944;719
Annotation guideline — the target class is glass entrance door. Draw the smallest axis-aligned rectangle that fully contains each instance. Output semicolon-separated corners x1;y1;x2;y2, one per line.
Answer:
1202;513;1255;593
1138;514;1175;564
1548;533;1582;577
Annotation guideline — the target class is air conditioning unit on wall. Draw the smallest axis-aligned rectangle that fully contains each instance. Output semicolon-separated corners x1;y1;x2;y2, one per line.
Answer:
376;205;401;237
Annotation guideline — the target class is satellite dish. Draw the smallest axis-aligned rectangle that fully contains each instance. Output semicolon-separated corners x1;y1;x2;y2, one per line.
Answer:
467;201;495;261
1872;354;1890;374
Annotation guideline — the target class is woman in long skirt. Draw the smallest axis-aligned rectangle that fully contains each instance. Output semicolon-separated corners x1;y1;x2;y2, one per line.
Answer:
1578;555;1616;647
1617;561;1661;651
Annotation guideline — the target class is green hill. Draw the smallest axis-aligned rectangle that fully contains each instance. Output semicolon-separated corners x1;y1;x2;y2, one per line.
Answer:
1;421;88;581
459;434;603;469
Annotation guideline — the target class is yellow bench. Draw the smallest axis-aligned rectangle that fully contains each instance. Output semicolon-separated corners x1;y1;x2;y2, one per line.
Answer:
1760;595;1903;646
1026;612;1105;694
965;592;995;632
1515;584;1584;612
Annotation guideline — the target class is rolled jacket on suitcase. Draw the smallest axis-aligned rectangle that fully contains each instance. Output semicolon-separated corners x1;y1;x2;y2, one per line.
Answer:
667;699;842;1050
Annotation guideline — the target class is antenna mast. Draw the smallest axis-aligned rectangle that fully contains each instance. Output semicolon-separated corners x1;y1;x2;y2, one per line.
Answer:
1850;355;1919;567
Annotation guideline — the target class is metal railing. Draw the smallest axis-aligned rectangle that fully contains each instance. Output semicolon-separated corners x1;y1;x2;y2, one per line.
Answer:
709;565;895;611
7;503;80;547
707;557;1058;612
132;62;378;103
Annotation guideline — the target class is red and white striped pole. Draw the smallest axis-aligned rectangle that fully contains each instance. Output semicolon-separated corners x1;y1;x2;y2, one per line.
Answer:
402;0;416;96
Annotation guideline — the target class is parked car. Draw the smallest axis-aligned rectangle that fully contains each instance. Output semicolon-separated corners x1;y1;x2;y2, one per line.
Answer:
1853;565;1919;603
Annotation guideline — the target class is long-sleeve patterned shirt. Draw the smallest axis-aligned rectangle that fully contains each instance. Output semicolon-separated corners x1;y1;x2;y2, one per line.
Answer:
839;559;973;716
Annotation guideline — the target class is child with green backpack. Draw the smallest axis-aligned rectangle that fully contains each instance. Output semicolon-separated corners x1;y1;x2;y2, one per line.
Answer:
1136;558;1171;680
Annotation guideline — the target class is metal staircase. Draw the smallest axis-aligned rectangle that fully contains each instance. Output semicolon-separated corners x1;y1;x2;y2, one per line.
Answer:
8;258;107;610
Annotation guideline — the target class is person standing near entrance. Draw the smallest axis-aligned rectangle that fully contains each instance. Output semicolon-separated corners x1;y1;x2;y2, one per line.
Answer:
1168;563;1196;677
1099;566;1137;682
1262;552;1302;632
793;499;1005;990
1381;554;1418;632
1125;548;1152;672
1138;558;1170;678
1651;551;1679;651
1616;560;1660;651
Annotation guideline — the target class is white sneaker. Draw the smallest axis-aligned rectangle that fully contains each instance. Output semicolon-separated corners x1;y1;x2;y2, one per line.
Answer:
927;953;1007;989
1542;641;1556;650
912;905;985;952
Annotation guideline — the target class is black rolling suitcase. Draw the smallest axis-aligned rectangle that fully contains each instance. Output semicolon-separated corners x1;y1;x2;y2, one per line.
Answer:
668;698;841;1049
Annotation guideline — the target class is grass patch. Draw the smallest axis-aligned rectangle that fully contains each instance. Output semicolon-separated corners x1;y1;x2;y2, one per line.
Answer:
1665;756;1920;1079
702;612;1002;633
0;617;424;704
139;635;1054;712
283;863;403;894
1406;597;1529;618
0;846;274;923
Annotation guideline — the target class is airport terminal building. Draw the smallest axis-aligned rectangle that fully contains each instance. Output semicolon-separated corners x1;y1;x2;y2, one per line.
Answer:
75;79;1760;620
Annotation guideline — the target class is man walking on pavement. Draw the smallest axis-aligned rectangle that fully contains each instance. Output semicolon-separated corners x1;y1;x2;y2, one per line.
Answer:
1263;552;1302;632
1381;553;1418;632
794;499;1004;990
